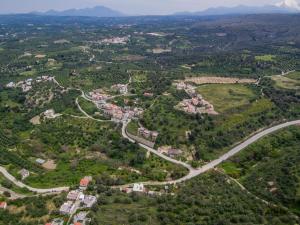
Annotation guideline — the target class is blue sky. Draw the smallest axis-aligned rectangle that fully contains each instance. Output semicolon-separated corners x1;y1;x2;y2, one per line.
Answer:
0;0;283;15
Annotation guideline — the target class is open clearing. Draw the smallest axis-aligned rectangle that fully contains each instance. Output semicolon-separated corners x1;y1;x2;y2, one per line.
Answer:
255;54;276;62
286;71;300;80
184;76;257;85
29;115;41;125
271;75;300;90
197;84;257;113
42;160;57;170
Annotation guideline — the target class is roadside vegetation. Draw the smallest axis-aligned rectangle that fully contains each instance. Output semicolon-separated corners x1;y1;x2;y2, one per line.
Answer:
221;126;300;213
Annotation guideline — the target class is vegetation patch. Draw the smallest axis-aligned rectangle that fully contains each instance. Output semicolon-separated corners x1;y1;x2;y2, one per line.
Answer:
271;75;300;90
89;172;298;225
222;126;300;213
255;54;276;62
197;84;257;113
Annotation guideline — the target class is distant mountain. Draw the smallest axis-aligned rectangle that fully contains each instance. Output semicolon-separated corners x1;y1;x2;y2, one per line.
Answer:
174;0;300;16
32;6;125;17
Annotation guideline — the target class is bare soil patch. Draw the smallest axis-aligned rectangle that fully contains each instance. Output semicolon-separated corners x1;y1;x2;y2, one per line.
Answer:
29;115;41;125
42;160;57;170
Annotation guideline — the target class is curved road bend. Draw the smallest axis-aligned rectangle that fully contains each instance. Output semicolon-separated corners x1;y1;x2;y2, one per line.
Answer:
0;118;298;193
122;121;195;171
0;167;69;194
121;120;300;186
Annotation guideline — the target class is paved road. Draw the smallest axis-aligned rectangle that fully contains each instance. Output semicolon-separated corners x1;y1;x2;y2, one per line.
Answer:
120;120;300;187
1;77;299;193
75;96;113;123
0;167;69;194
122;121;195;171
0;186;27;200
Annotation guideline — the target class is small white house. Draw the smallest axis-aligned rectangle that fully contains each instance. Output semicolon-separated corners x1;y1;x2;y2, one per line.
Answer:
36;158;46;165
18;169;30;180
132;183;145;192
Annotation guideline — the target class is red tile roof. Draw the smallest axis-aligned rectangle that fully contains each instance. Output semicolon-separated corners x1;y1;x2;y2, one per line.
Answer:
0;202;7;208
80;178;90;187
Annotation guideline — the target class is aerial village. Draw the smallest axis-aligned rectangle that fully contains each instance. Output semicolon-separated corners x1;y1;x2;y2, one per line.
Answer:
6;75;54;92
99;36;130;45
87;84;143;122
4;75;178;224
43;176;164;225
174;81;218;115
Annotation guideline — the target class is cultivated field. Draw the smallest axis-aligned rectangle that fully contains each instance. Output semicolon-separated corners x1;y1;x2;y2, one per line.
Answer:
271;75;300;90
184;76;257;85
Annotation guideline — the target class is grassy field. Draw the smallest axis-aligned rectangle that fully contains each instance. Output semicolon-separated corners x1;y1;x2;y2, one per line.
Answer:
197;84;257;113
25;159;109;188
93;197;159;225
78;96;99;116
217;98;274;130
255;54;276;62
286;71;300;80
271;75;300;90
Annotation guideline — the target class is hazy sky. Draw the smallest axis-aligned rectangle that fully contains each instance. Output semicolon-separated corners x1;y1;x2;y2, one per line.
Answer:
0;0;283;15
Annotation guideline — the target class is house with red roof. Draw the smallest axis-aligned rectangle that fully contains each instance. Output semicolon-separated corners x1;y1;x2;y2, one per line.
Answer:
0;202;7;209
79;176;92;190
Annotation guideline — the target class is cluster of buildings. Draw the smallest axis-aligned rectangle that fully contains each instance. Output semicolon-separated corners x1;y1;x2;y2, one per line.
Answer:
101;103;124;121
138;127;159;141
157;146;183;158
176;81;196;95
100;103;143;122
100;36;129;45
87;87;144;122
111;84;127;94
43;109;61;119
46;211;91;225
6;75;54;92
178;95;216;114
59;177;96;215
175;81;218;115
88;90;110;102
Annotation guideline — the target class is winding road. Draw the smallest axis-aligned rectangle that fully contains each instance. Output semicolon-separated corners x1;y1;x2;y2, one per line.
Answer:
1;75;299;194
0;167;69;194
0;120;299;193
121;119;300;186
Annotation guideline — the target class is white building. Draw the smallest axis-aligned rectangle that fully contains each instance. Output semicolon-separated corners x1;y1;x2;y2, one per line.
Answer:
132;183;145;192
6;82;15;88
59;201;77;215
83;195;97;208
18;169;30;180
67;190;84;201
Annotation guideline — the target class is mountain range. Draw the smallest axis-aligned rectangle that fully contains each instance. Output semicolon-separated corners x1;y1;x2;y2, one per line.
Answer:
29;0;300;17
174;0;300;16
32;6;124;17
